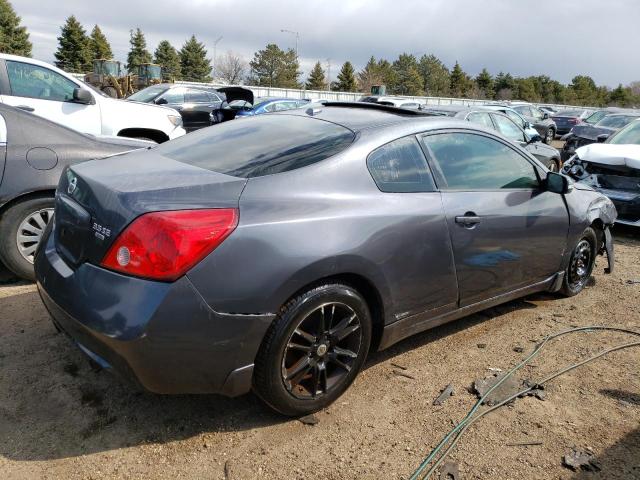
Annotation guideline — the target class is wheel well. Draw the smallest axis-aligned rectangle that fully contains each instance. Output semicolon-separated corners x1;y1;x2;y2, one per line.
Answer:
0;190;55;217
117;128;168;143
284;273;386;351
590;219;605;247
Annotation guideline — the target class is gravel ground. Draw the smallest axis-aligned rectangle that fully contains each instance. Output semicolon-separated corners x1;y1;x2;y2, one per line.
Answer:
0;226;638;480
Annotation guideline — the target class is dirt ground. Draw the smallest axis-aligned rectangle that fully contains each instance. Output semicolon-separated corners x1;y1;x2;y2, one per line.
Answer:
0;226;638;480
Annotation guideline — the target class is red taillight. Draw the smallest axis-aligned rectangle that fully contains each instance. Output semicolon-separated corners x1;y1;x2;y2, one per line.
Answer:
569;118;580;124
101;209;238;281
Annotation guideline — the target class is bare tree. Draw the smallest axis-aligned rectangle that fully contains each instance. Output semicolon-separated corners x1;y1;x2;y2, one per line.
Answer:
217;50;248;85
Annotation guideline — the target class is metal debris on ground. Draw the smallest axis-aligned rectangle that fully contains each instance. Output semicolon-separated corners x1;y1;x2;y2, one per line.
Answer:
439;461;459;480
473;373;522;406
391;362;408;370
626;279;640;285
298;414;319;426
505;440;543;447
433;384;455;406
562;448;602;472
393;369;416;380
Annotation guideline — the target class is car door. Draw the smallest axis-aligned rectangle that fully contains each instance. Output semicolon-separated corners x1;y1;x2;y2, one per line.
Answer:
366;135;458;318
0;113;6;186
421;130;569;307
183;88;218;130
0;59;102;135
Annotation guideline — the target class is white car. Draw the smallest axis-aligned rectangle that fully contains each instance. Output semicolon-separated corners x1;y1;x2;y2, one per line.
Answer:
0;54;185;142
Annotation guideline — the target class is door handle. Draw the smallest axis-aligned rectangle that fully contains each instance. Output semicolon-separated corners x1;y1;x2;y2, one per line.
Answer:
455;213;482;227
17;105;35;112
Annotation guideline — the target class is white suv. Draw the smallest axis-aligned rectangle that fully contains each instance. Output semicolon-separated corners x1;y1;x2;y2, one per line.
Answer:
0;54;185;142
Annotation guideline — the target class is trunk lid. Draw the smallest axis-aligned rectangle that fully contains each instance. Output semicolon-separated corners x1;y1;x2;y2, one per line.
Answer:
54;150;246;268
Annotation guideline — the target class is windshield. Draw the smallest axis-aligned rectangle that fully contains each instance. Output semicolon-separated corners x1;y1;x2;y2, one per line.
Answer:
128;85;168;102
607;120;640;145
584;111;607;124
155;114;356;178
596;115;638;129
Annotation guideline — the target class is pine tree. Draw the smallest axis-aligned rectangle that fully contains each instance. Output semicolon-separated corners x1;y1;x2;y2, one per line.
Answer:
126;28;152;73
357;56;382;93
277;48;301;88
475;68;494;99
249;43;299;88
0;0;32;56
54;16;91;72
179;35;212;82
154;40;181;81
449;61;469;97
336;61;357;92
390;53;423;96
306;61;326;90
88;25;112;60
417;54;450;97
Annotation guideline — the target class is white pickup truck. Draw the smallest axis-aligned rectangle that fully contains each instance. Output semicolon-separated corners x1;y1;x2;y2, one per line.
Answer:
0;54;185;142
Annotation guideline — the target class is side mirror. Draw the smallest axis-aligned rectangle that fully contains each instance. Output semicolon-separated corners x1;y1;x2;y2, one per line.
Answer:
597;133;609;143
72;88;93;105
524;121;532;129
542;112;550;119
155;98;168;105
546;172;571;194
527;133;543;144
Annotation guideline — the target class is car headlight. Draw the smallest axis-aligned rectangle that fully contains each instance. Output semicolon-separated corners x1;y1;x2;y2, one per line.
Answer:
168;114;183;127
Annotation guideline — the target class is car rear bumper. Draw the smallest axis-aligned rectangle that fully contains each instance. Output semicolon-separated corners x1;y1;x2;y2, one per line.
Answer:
35;232;274;396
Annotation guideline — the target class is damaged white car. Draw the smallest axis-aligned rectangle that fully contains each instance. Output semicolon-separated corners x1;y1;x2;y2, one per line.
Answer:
562;120;640;227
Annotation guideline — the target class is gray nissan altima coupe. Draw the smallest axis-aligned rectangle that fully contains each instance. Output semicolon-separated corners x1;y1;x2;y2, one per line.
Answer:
35;103;616;416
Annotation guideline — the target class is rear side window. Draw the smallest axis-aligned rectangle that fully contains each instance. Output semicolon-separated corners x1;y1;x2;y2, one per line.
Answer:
422;132;539;190
155;114;355;178
186;89;211;103
367;136;435;192
467;112;494;129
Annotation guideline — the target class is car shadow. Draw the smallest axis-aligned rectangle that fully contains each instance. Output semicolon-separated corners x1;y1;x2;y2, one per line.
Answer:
0;285;553;462
569;427;640;479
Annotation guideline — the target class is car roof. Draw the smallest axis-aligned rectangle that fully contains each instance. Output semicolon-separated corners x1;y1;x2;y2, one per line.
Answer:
282;102;461;131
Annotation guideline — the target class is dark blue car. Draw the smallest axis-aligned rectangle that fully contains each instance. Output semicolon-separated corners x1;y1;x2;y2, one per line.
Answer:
232;97;309;117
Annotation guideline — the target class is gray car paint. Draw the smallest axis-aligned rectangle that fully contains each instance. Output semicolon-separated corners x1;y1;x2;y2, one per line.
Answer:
35;106;616;398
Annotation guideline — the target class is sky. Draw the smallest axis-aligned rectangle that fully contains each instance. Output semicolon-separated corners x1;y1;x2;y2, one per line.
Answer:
11;0;640;87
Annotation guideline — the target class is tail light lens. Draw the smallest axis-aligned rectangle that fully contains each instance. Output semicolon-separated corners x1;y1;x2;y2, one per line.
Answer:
569;118;580;124
101;209;238;281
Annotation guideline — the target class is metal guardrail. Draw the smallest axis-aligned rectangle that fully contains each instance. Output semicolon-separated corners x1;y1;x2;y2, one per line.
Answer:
174;81;588;111
70;72;587;111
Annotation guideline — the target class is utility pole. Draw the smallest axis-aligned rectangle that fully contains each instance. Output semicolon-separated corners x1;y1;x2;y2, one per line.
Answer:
212;36;223;81
326;58;331;91
280;29;299;58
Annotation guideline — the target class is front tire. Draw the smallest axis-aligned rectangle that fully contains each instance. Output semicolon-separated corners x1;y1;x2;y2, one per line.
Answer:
0;196;54;281
253;283;372;416
560;227;597;297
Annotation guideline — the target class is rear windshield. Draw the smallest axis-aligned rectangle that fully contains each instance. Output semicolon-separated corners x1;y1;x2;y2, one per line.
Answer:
596;115;638;129
155;114;355;178
555;109;584;117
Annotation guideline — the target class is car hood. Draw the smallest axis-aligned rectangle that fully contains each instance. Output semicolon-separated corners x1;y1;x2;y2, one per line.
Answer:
218;87;254;105
570;124;617;141
575;144;640;169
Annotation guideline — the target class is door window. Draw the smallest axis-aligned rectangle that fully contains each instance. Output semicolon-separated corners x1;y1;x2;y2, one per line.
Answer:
367;136;435;192
505;110;526;128
422;132;539;190
466;112;494;129
6;60;77;102
186;89;211;103
492;114;527;143
158;88;185;104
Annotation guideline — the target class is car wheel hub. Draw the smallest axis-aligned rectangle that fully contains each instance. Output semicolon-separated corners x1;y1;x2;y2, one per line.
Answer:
568;239;591;289
16;208;54;264
282;303;362;399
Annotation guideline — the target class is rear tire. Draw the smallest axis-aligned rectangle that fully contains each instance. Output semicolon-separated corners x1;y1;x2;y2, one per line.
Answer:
560;227;597;297
0;196;55;281
253;283;372;416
